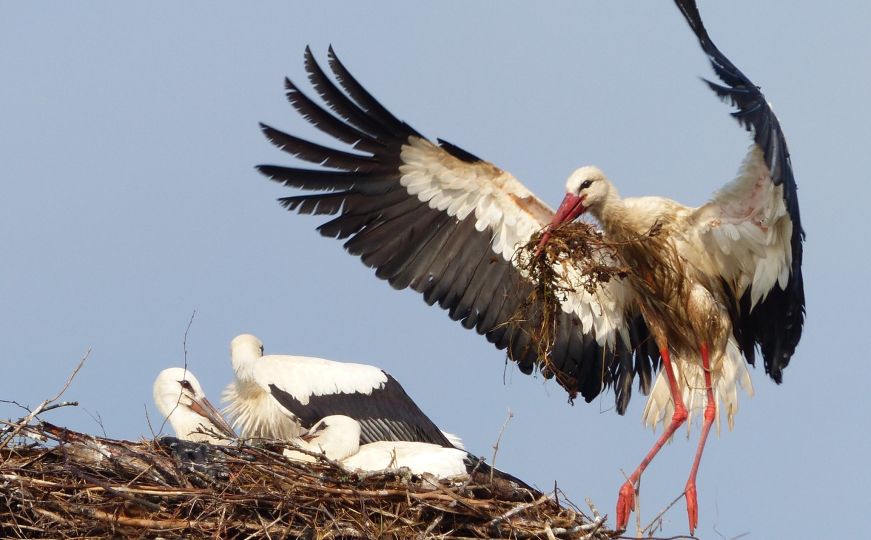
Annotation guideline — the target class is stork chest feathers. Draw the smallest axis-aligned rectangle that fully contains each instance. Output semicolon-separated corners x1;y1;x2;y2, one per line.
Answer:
592;194;731;356
222;379;302;440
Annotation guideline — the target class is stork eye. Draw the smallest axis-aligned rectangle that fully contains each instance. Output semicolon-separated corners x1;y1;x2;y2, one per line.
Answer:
179;380;194;391
259;345;265;355
579;179;593;191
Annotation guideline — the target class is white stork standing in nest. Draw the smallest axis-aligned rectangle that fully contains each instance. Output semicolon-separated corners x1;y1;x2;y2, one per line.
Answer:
153;367;236;443
256;0;804;533
222;334;462;448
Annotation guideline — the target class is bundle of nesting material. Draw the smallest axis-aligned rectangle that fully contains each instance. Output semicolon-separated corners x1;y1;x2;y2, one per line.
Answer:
510;221;671;389
509;223;629;382
0;421;611;539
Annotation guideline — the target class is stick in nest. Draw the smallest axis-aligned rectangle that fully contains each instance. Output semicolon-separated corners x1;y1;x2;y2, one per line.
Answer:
0;348;90;450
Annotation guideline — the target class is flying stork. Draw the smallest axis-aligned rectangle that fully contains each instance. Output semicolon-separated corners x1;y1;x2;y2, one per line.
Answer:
222;334;461;448
256;0;804;533
153;367;236;443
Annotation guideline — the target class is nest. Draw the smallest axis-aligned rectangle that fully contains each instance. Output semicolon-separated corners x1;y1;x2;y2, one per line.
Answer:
0;421;613;539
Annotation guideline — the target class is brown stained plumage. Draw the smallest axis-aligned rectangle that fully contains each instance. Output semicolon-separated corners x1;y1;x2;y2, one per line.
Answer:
611;220;696;355
510;219;729;387
613;218;732;367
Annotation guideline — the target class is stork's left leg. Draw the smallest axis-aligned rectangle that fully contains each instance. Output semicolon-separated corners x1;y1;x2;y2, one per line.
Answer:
685;341;716;535
616;345;687;531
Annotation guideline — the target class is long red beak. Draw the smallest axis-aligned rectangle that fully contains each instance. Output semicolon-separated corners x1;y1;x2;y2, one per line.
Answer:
535;194;586;256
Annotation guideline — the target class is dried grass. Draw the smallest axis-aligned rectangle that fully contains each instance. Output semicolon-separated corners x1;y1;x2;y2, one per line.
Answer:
507;223;628;390
0;421;613;539
509;221;680;391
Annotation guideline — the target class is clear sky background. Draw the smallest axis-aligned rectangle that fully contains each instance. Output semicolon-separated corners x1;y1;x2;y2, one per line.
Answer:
2;2;869;538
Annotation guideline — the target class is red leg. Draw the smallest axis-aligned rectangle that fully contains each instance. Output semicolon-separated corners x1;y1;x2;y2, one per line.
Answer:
685;342;716;535
616;346;687;531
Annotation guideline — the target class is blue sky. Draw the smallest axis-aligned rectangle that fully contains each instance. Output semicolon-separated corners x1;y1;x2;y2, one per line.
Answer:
2;2;869;537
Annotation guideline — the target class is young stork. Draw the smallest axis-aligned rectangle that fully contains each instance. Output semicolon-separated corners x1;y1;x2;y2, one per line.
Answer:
255;0;804;533
153;367;236;444
222;334;458;447
286;415;528;489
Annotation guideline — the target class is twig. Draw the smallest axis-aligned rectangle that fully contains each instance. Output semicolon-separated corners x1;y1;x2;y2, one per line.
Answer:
490;409;513;483
420;513;442;539
579;517;606;539
0;399;31;414
81;406;106;437
642;490;687;535
553;480;559;509
585;497;602;521
635;474;642;537
157;310;198;438
544;523;557;540
183;309;196;370
0;349;89;449
488;494;549;527
352;467;412;482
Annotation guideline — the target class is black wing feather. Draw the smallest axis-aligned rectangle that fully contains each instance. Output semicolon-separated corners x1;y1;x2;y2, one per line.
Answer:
259;48;659;413
283;77;386;154
269;374;452;447
675;0;805;382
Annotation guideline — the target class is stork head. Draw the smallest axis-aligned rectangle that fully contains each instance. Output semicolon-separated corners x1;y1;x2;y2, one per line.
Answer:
230;333;265;372
300;415;362;461
152;367;236;442
536;166;612;255
564;166;612;213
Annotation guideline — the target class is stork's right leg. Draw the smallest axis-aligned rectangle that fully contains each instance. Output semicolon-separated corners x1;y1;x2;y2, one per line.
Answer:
616;345;687;531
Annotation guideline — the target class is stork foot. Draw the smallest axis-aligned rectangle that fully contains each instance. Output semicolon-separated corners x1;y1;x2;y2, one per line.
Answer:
685;482;699;535
615;480;636;531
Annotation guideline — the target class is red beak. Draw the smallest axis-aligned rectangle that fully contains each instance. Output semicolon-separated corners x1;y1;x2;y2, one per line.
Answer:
535;194;586;256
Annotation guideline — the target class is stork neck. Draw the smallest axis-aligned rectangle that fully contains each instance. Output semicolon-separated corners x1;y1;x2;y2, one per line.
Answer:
231;353;259;383
168;408;215;442
590;192;630;237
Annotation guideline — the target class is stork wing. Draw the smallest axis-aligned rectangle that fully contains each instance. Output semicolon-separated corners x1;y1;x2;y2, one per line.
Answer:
254;355;452;446
258;48;659;413
677;0;805;382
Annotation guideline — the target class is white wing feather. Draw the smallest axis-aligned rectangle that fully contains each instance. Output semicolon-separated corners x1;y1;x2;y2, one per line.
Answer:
253;355;388;405
400;137;631;346
690;146;793;308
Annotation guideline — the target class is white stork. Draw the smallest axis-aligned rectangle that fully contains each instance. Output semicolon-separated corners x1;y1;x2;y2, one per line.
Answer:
257;0;803;534
287;415;527;488
222;334;461;448
153;367;236;443
284;415;467;478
